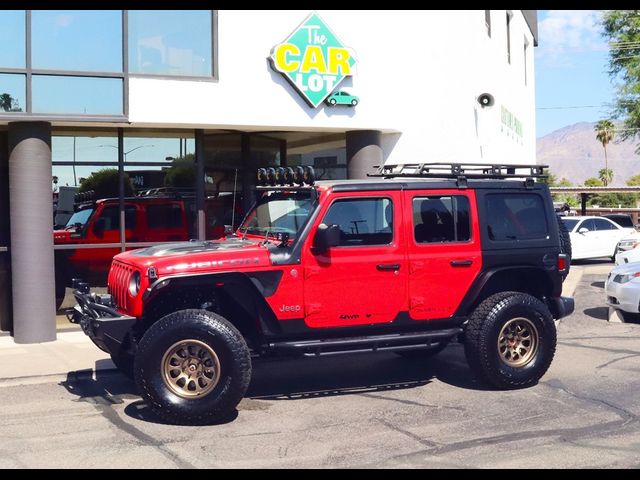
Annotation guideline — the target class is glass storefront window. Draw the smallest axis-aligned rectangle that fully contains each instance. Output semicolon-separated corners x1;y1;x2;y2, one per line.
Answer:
52;132;119;163
0;11;25;68
123;133;195;163
128;10;213;77
32;10;123;72
0;74;26;113
32;75;123;115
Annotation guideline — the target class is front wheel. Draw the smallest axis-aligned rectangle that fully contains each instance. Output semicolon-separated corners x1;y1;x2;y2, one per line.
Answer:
134;309;251;425
464;292;556;389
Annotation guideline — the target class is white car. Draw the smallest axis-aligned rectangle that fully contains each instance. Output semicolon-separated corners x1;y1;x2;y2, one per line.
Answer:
615;238;640;265
561;216;640;261
605;261;640;314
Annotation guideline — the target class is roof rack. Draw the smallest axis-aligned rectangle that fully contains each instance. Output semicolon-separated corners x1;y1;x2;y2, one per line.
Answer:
370;163;547;180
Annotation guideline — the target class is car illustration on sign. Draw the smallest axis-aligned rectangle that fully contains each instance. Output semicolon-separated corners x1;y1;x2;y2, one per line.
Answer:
325;91;359;107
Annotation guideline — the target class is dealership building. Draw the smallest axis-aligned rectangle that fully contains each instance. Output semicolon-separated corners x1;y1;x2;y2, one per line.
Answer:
0;10;538;343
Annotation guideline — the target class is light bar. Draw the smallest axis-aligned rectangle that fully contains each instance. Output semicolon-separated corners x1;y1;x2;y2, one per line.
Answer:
257;166;315;187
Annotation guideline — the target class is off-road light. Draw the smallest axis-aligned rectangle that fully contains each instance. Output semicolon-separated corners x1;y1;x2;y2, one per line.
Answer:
284;167;295;185
275;167;286;185
303;166;316;185
129;271;141;296
257;168;268;186
266;167;276;185
293;166;305;186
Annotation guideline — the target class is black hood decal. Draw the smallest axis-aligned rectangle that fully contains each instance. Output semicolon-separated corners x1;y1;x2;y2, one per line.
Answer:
130;238;259;257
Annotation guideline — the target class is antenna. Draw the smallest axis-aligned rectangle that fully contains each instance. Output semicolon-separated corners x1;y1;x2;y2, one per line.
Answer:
231;168;238;232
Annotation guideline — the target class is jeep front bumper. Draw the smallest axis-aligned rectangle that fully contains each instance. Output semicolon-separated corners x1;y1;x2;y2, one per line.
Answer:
68;282;137;355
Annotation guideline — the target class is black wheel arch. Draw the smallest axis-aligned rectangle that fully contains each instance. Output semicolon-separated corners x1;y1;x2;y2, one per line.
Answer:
455;266;559;317
141;271;282;348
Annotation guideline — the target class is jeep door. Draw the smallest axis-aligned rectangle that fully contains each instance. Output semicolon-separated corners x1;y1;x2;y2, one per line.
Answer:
301;191;408;328
404;190;481;319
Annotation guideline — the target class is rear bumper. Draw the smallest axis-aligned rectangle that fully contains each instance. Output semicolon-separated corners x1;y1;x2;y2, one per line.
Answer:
548;296;575;320
68;286;137;355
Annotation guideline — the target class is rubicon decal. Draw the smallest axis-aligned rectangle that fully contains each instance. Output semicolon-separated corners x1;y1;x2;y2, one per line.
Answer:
269;12;357;108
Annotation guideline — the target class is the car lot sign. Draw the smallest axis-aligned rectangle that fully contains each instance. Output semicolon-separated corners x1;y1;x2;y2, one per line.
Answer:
269;12;357;108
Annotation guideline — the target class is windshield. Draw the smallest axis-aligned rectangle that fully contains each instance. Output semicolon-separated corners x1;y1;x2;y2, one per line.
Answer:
239;192;314;238
65;208;94;228
562;218;579;231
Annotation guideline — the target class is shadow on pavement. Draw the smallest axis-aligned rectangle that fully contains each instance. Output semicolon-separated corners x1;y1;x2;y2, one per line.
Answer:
571;259;614;266
590;281;605;289
584;306;609;320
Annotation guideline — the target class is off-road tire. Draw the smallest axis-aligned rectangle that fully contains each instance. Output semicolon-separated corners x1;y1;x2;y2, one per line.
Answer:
134;309;251;425
556;215;571;280
395;340;450;359
464;292;556;389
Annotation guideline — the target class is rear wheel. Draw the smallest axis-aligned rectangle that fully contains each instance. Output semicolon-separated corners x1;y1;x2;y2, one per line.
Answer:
464;292;556;389
134;309;251;425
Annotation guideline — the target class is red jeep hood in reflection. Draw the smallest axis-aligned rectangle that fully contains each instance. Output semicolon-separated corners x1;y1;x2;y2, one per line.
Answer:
114;238;272;275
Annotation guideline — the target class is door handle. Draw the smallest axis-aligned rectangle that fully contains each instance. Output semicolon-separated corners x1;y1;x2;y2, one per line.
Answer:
450;260;473;267
377;263;401;271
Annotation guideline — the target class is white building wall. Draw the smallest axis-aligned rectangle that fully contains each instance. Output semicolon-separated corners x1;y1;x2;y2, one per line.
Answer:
128;10;536;166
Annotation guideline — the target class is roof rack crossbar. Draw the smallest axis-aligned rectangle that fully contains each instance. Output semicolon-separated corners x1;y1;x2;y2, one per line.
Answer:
368;163;548;180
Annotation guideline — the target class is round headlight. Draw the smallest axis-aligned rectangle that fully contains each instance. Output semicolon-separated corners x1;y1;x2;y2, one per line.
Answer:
129;271;141;296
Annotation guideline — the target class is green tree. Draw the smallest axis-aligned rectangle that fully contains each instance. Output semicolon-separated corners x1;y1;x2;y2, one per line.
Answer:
598;167;614;186
594;120;615;185
164;154;196;189
602;12;640;150
79;168;135;200
542;169;578;207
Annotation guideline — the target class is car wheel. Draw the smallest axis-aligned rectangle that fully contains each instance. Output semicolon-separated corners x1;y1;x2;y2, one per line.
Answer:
351;99;358;106
464;292;556;389
134;309;251;425
329;99;336;105
395;340;450;359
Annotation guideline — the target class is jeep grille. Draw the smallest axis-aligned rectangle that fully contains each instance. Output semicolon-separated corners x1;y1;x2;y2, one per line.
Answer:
108;260;134;311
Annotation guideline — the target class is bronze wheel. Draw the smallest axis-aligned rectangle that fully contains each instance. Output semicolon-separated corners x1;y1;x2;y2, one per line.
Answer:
497;317;539;368
161;339;221;399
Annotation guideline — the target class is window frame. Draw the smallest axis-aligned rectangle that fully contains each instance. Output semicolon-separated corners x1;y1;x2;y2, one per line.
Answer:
0;10;218;122
412;194;473;246
321;196;395;249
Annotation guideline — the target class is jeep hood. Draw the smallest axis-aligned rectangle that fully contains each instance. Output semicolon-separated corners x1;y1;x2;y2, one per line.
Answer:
114;237;272;274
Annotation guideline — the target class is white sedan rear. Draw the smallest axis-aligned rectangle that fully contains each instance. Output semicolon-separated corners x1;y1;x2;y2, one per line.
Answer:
606;262;640;313
562;216;640;261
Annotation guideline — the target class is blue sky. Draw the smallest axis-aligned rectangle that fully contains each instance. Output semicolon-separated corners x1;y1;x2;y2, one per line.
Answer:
535;10;616;138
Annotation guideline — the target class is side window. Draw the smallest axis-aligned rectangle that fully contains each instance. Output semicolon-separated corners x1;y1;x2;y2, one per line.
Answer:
125;206;136;229
486;194;548;241
322;198;393;247
579;219;595;232
147;204;183;229
594;218;617;231
413;196;471;243
98;206;120;231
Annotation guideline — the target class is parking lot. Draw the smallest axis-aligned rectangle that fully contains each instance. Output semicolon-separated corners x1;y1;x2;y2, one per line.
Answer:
3;260;640;468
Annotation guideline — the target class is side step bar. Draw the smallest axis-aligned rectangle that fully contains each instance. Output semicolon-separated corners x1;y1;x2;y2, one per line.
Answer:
268;328;462;356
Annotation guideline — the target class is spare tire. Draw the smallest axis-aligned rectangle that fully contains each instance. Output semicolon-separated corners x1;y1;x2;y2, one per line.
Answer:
556;215;571;281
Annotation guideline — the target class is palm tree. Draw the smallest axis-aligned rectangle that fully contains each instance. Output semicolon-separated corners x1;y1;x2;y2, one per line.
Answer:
595;120;615;185
599;168;614;186
0;93;14;112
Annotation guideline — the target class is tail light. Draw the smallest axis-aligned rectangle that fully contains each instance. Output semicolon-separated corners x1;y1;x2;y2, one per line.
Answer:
558;253;569;273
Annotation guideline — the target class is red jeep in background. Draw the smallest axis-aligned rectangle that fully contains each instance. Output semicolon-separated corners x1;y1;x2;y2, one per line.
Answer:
70;164;574;425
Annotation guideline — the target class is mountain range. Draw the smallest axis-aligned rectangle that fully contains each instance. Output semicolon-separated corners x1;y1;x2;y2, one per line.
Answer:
536;122;640;186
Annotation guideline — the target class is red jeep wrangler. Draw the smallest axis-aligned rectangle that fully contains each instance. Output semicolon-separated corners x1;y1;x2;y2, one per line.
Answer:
70;164;574;424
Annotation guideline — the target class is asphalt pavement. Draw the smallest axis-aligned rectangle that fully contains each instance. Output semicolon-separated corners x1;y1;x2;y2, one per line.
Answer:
3;261;640;468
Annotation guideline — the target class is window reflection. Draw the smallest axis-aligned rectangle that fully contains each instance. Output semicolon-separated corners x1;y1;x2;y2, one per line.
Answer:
0;11;25;68
128;10;212;76
32;10;122;72
33;76;123;115
0;74;25;113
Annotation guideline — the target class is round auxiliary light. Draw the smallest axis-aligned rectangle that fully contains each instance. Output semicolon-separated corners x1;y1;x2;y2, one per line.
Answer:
275;167;286;186
266;167;276;185
294;166;305;186
303;166;316;185
256;168;268;186
284;167;295;185
129;271;141;297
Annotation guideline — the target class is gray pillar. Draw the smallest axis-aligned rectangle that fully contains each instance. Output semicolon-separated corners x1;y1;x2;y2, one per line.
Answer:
0;132;12;332
9;122;56;344
346;130;383;179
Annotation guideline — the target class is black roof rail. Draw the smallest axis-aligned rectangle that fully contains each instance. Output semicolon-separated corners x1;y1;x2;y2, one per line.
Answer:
368;163;548;182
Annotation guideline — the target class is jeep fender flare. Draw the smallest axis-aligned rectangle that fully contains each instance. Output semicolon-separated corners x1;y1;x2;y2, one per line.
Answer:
455;266;559;317
143;271;283;339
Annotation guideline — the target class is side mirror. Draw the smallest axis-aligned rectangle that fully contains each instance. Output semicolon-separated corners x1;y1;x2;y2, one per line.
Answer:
313;223;341;254
93;218;105;237
578;227;589;234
